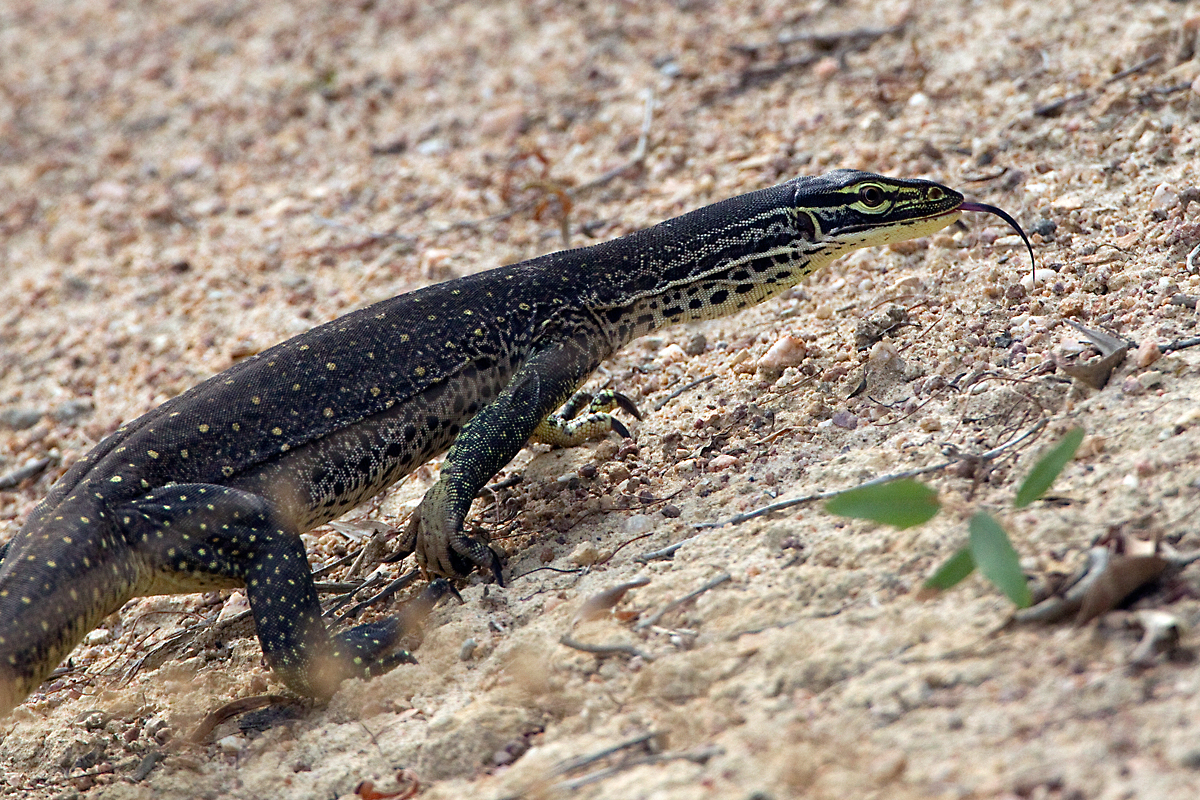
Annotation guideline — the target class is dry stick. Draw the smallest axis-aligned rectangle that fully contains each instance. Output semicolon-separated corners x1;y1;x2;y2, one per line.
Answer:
730;25;903;90
651;373;717;411
1163;335;1200;354
550;731;659;777
0;457;51;491
1103;53;1163;85
730;24;904;54
1034;54;1163;117
634;572;731;631
558;635;652;661
341;569;420;620
555;746;724;793
492;733;664;800
190;695;304;743
636;421;1050;562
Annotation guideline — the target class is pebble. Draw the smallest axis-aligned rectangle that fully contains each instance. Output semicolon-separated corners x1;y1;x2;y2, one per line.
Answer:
756;335;807;378
217;735;247;754
569;542;600;566
1138;372;1164;391
1174;408;1200;427
658;343;687;365
0;407;44;430
605;463;631;484
1050;194;1083;211
813;56;840;80
1031;218;1056;238
708;453;740;471
52;399;94;424
831;411;858;430
624;515;654;534
1134;340;1162;369
1019;269;1058;291
1151;182;1179;212
84;628;111;646
683;333;707;356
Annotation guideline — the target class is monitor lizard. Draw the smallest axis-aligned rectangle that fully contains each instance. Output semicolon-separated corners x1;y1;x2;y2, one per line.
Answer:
0;169;975;716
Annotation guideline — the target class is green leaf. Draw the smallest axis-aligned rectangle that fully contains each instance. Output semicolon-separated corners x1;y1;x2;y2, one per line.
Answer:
968;511;1032;608
920;546;976;596
824;478;940;530
1014;427;1084;508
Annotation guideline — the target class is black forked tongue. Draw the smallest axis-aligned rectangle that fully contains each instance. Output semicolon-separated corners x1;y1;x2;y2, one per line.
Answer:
959;201;1037;284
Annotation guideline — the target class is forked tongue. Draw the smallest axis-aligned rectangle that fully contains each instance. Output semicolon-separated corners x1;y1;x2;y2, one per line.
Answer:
959;201;1037;284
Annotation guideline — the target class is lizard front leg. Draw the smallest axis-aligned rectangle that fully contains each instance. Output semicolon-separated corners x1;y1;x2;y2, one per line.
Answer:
398;340;623;584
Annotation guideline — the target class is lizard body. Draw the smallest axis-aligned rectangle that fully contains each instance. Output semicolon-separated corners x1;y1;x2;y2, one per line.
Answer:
0;169;964;715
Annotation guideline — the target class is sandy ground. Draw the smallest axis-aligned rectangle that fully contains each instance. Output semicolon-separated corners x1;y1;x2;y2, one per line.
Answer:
4;0;1200;797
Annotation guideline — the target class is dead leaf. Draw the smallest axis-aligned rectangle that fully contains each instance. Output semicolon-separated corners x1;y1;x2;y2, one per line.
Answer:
1076;555;1169;624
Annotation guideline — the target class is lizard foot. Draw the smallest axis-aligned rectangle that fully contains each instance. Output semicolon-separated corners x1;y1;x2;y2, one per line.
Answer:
394;483;504;585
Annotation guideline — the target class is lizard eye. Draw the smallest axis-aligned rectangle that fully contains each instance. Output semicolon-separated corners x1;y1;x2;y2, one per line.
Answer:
859;185;885;207
927;187;945;201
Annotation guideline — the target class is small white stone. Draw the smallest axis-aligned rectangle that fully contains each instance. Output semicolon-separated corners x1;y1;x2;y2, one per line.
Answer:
1151;182;1179;212
757;335;807;377
84;628;112;646
1050;194;1083;211
658;343;688;365
569;542;600;566
1019;269;1059;291
624;515;655;534
1134;340;1162;369
217;735;247;753
1174;408;1200;427
708;453;740;471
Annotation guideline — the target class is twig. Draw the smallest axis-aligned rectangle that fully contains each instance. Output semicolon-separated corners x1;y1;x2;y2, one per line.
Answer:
1103;53;1162;85
558;86;655;199
634;572;731;630
730;24;903;55
1034;54;1163;119
494;732;686;800
677;419;1048;535
559;635;652;660
311;548;366;579
303;216;415;254
735;54;821;89
190;695;305;743
636;540;689;562
0;456;51;490
549;731;659;777
555;745;724;792
1033;92;1088;118
341;570;419;620
1162;335;1200;354
651;373;717;411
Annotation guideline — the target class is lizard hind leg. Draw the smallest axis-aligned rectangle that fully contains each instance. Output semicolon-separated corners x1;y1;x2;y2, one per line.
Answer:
118;484;439;699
